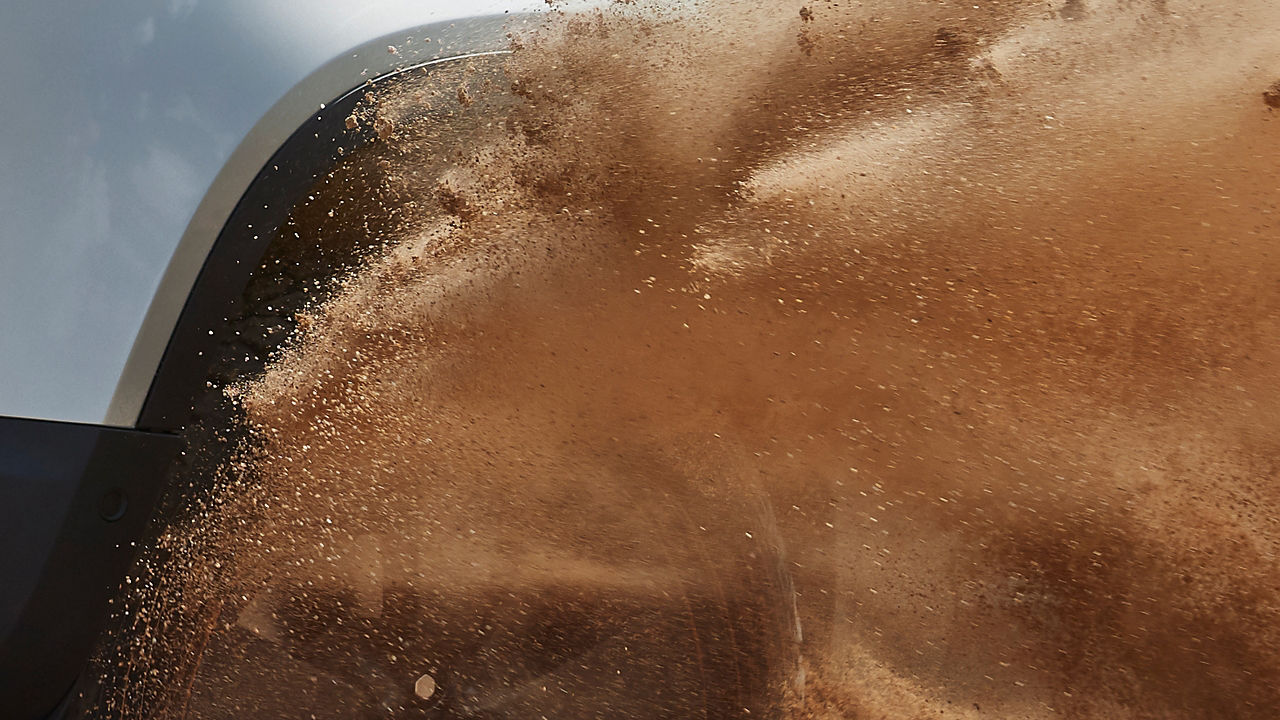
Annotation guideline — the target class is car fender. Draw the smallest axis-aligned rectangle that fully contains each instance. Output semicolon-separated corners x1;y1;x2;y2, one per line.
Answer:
0;1;538;426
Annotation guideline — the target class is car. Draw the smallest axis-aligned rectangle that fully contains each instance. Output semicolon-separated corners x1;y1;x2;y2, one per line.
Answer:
0;3;542;717
11;2;1280;718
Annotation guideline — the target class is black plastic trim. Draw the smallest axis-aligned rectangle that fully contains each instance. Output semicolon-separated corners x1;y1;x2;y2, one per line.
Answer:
135;78;378;431
0;416;180;719
135;49;505;432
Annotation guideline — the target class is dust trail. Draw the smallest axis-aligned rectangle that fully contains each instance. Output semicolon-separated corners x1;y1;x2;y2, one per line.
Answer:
96;1;1280;718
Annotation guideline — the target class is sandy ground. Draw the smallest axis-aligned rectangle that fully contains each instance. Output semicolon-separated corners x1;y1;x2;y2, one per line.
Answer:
97;1;1280;717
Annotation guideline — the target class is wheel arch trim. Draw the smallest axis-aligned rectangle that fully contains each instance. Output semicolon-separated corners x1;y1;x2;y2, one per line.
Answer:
105;16;521;428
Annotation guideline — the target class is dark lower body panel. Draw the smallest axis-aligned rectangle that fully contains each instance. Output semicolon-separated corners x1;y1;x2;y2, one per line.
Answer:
0;416;179;719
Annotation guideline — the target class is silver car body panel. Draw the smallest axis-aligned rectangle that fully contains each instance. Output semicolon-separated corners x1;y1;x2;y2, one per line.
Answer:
0;1;538;427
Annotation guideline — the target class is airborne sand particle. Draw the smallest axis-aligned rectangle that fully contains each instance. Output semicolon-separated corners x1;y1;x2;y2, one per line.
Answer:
95;1;1280;718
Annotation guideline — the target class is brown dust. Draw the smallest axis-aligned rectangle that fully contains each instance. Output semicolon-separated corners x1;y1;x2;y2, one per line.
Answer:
98;1;1280;718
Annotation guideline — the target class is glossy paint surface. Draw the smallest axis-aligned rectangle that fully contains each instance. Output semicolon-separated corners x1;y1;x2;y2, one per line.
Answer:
0;1;536;424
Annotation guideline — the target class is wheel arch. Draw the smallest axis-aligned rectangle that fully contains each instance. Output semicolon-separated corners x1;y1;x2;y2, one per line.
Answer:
106;15;521;430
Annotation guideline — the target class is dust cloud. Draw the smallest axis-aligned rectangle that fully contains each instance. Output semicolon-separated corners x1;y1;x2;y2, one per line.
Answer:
98;1;1280;718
